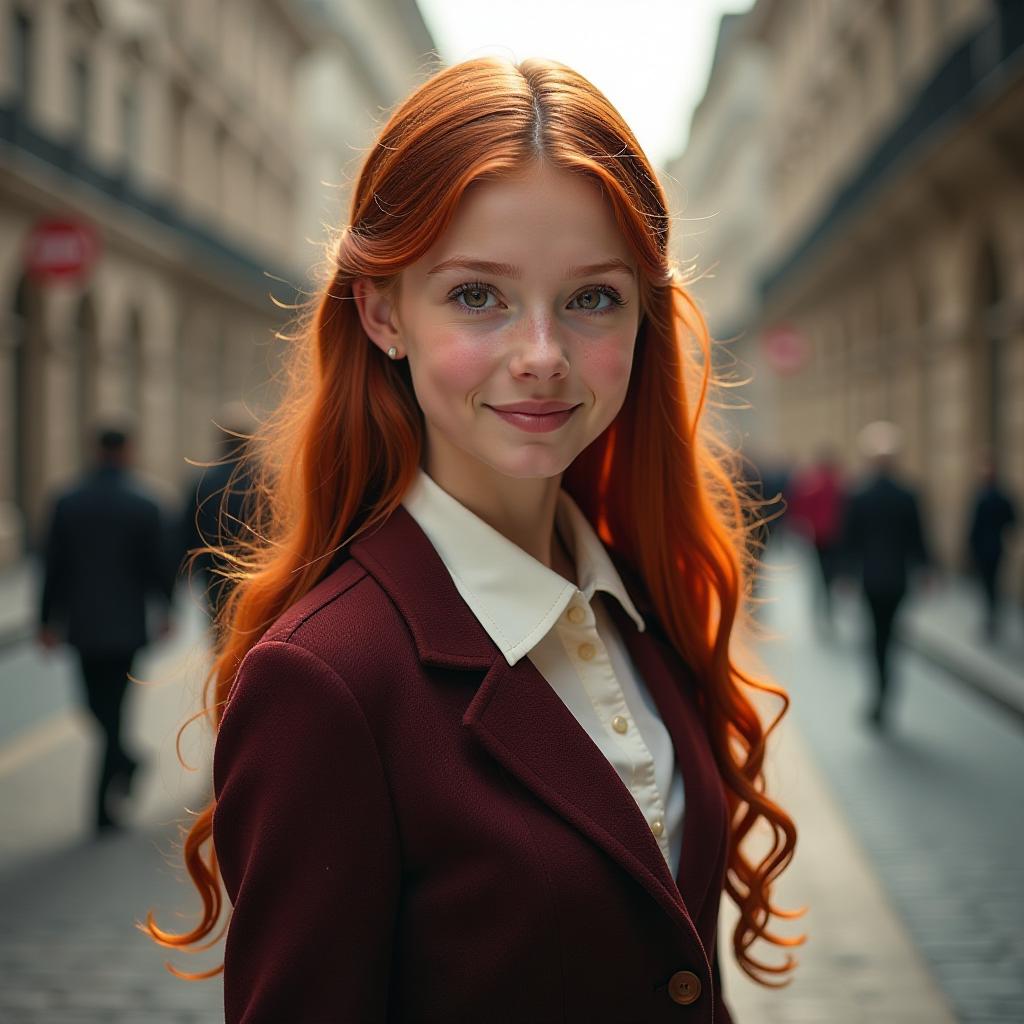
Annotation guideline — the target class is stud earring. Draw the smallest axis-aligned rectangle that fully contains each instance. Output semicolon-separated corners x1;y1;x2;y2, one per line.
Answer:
387;346;399;360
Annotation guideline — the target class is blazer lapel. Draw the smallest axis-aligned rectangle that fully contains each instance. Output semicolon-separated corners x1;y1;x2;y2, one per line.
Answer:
350;505;708;943
462;652;697;935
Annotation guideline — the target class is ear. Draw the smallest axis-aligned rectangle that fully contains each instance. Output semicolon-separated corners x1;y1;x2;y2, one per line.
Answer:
352;277;401;355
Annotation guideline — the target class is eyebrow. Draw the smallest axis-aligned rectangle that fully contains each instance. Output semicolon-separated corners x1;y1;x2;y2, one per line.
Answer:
425;256;635;281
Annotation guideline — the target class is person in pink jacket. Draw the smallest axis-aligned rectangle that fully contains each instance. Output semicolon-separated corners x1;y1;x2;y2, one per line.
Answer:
145;56;804;1022
789;450;847;629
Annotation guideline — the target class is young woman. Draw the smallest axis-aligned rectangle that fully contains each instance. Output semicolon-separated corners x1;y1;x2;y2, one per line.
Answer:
146;56;802;1022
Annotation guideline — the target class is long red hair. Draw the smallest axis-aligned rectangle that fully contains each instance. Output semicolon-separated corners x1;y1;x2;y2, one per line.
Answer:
144;55;803;985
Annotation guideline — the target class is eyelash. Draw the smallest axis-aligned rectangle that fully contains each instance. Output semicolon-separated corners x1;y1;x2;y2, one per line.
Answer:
446;281;627;317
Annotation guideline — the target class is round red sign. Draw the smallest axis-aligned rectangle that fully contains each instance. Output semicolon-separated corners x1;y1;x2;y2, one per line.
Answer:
761;324;810;375
24;218;100;281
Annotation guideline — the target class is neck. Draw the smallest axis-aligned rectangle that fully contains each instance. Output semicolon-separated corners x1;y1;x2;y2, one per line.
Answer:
424;445;569;575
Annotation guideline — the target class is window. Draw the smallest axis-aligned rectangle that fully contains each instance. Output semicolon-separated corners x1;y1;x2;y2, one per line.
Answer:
12;9;33;103
121;83;139;173
71;52;90;147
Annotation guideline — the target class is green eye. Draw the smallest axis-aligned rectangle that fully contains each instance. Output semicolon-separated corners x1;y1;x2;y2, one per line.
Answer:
571;286;625;314
448;282;499;314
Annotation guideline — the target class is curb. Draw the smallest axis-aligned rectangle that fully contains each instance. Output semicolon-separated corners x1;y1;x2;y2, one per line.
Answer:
901;621;1024;728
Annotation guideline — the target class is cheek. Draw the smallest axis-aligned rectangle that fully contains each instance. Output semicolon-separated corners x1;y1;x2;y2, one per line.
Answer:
580;336;636;395
417;334;495;405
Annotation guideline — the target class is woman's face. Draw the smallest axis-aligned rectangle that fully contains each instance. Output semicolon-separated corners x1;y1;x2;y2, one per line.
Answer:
357;161;642;482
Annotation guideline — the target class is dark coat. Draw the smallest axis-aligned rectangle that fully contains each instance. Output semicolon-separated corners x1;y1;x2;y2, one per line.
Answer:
178;451;255;616
843;473;929;595
968;484;1017;567
212;504;737;1024
39;464;173;655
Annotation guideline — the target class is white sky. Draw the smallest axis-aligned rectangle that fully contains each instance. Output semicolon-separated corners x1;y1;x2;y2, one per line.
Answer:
414;0;754;170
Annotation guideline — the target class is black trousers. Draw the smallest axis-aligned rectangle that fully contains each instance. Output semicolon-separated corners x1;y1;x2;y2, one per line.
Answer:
976;557;1001;634
76;649;137;827
863;588;905;714
813;541;841;620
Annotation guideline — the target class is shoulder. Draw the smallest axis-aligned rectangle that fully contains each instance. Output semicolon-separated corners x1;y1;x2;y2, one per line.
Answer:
848;482;872;506
114;475;162;513
259;557;373;645
240;555;418;712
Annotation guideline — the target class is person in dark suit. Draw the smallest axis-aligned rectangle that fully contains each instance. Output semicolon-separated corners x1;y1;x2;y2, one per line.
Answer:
177;402;257;627
843;421;931;730
967;463;1017;638
38;426;175;834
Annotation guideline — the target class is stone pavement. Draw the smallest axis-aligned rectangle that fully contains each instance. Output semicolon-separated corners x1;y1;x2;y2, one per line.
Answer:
717;712;956;1023
901;570;1024;722
0;555;987;1022
752;537;1024;1024
0;586;224;1020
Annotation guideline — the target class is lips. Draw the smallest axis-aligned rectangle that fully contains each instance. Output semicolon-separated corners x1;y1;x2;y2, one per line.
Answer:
487;404;581;434
487;401;581;415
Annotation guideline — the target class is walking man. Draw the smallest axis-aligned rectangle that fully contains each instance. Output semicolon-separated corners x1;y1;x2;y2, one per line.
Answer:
843;422;931;730
37;426;175;834
967;462;1017;639
177;401;257;627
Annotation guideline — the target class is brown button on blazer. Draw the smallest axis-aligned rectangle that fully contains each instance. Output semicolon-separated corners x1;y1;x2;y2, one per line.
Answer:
213;504;737;1023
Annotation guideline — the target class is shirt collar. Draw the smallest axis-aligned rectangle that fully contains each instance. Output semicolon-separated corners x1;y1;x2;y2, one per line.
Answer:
401;467;645;666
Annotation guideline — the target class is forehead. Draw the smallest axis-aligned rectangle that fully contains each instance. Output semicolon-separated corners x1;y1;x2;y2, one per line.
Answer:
409;163;635;277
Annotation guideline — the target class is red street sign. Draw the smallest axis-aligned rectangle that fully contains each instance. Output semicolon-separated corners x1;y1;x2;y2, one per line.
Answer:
761;324;810;375
24;218;100;282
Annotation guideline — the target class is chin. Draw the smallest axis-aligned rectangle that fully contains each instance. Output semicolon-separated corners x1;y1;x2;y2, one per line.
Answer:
481;447;578;481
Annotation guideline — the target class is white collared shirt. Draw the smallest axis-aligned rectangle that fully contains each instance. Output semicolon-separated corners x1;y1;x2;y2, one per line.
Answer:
401;467;685;874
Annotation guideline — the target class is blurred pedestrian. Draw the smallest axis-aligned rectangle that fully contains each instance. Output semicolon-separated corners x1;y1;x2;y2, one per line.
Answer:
842;421;931;730
37;425;175;834
737;449;790;614
966;461;1017;639
177;402;258;629
789;450;846;629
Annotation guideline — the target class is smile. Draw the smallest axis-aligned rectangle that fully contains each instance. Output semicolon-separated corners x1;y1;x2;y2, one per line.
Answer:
486;406;580;433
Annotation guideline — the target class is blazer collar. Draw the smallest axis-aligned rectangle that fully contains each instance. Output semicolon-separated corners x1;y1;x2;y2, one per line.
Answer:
350;504;724;958
400;468;645;666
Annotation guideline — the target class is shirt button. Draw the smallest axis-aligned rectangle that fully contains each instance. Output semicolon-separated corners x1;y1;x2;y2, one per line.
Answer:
567;605;585;624
650;817;664;836
577;642;596;661
667;970;701;1005
611;715;628;733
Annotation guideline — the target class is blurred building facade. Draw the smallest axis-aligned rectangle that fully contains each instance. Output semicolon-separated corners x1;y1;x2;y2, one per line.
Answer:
663;12;771;451
0;0;435;567
671;0;1024;573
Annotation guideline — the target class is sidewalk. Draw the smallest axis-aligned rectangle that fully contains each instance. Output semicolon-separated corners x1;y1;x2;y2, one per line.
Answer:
0;558;36;648
901;575;1024;723
0;586;224;1019
717;705;955;1023
754;538;1024;1023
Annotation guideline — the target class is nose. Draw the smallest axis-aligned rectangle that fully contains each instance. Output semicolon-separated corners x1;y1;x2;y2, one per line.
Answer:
509;315;570;380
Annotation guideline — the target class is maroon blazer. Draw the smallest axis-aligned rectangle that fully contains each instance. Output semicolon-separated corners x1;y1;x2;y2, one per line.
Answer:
213;504;737;1023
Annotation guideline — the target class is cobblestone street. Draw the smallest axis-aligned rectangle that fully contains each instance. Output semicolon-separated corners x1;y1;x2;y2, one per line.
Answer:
1;584;224;1020
745;539;1024;1024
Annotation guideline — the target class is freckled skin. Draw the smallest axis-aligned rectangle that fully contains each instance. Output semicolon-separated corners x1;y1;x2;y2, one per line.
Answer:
400;165;639;481
354;161;641;561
